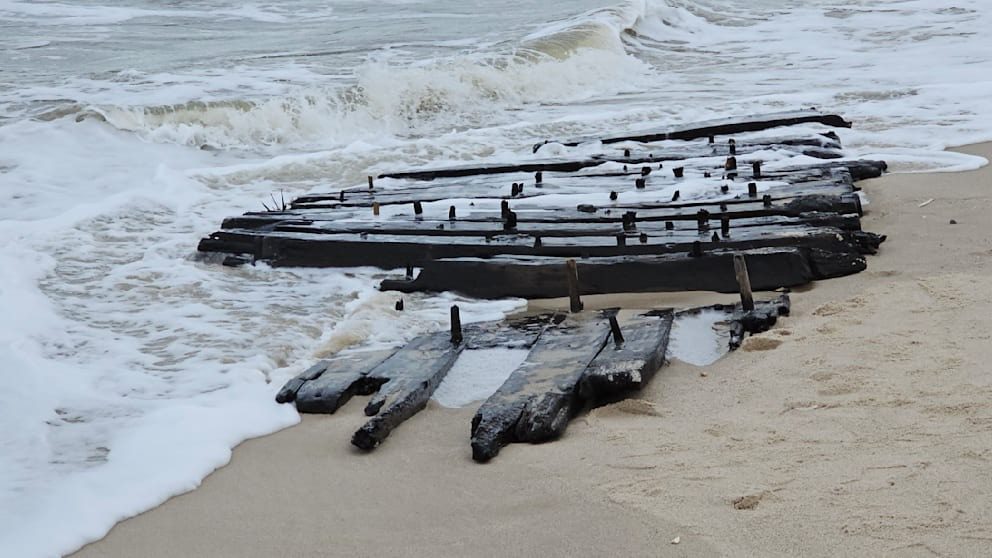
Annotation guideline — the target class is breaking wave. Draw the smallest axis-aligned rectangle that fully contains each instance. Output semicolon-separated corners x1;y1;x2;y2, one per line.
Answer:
46;0;699;149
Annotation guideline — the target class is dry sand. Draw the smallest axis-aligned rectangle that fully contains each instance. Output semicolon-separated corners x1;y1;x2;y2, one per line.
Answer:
75;144;992;557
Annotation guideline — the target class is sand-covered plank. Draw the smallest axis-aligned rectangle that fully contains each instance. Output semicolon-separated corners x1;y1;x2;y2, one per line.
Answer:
352;332;464;450
578;310;675;405
470;313;611;462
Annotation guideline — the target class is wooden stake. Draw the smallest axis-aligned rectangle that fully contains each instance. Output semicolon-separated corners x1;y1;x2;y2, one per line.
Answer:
752;161;762;178
413;201;423;215
608;315;625;346
395;299;404;311
372;202;380;216
450;305;463;344
673;167;685;178
748;182;758;197
448;205;456;220
368;176;374;189
566;259;583;313
635;178;646;189
535;171;543;184
733;254;755;311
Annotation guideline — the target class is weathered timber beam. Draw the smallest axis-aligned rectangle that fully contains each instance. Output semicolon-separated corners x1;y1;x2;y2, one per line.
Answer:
471;312;612;462
352;331;463;450
378;134;843;181
577;310;675;405
534;110;852;152
379;247;839;299
289;350;397;413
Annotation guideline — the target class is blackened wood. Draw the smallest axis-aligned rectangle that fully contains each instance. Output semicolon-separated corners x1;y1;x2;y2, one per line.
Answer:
566;259;583;313
290;350;397;413
733;254;755;311
200;225;865;270
352;332;463;450
578;309;674;405
538;110;851;150
471;313;611;462
379;247;827;299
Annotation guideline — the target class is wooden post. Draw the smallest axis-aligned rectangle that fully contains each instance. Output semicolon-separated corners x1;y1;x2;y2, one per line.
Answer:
671;190;680;201
368;176;374;189
450;305;463;344
641;166;651;176
748;182;758;197
395;299;404;311
413;201;423;216
608;315;625;346
448;205;456;220
673;167;684;178
566;259;583;313
752;161;762;178
372;202;380;216
609;191;618;201
725;156;737;171
635;178;646;189
535;171;543;184
733;254;755;311
729;139;737;155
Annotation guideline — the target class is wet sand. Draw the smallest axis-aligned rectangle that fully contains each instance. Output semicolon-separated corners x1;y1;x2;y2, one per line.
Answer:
75;144;992;557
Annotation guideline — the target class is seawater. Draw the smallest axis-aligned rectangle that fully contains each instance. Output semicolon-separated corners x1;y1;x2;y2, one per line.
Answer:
1;1;991;555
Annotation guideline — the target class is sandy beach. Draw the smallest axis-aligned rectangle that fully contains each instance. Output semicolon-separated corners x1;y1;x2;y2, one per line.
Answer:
74;144;992;557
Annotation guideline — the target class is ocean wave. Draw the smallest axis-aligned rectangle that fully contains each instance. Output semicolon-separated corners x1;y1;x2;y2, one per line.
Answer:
53;1;670;149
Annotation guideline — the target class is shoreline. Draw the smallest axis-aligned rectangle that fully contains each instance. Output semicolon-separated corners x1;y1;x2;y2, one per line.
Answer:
74;143;992;557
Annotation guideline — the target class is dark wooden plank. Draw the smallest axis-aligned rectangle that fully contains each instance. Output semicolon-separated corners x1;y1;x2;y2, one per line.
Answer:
577;310;674;405
351;331;464;450
535;110;851;151
377;133;842;181
379;247;831;299
470;312;611;462
198;224;866;269
290;349;397;413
